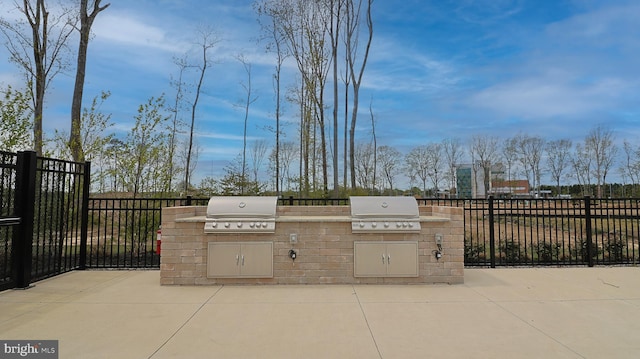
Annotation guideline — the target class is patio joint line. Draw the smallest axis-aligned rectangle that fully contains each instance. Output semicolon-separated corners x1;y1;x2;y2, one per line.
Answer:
466;284;586;359
147;285;224;358
352;285;383;359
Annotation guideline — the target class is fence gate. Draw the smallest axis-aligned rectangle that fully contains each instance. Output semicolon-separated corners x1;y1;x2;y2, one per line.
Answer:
0;151;89;290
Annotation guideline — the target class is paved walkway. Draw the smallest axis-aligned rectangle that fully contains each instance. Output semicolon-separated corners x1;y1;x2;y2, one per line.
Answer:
1;267;639;358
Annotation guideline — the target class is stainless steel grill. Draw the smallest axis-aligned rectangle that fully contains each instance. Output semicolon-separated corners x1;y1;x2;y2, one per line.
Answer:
349;196;421;233
204;196;278;233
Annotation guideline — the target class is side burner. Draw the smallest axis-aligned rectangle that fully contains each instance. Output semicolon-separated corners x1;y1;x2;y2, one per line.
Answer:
204;196;278;233
349;196;421;233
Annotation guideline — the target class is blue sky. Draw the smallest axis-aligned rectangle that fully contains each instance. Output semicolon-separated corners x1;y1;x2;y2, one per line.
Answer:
1;0;639;186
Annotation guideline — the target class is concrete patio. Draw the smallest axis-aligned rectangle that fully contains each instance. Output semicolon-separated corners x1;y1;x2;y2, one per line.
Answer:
1;267;639;358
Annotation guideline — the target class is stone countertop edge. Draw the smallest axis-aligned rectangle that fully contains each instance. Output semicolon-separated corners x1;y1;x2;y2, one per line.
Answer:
174;215;450;223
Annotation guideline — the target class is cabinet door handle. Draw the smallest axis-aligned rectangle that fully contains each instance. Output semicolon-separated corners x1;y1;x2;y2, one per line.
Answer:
241;255;245;266
388;254;391;264
236;254;240;265
382;254;385;264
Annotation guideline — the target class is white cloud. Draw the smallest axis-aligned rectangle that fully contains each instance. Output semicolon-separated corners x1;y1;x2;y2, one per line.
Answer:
93;11;188;53
468;73;629;119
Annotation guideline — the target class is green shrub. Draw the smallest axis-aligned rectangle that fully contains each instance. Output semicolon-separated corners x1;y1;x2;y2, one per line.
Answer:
605;238;626;262
499;240;523;264
535;242;561;263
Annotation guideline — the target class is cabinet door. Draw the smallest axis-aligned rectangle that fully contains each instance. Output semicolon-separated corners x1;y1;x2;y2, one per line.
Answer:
354;242;387;277
386;242;419;277
240;242;273;278
208;243;240;277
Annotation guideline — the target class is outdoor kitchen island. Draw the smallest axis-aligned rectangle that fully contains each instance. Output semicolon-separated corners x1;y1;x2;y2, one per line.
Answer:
160;197;464;285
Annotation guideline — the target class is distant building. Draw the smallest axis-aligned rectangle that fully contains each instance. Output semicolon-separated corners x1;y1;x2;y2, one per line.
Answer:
456;164;486;198
456;166;474;198
490;180;530;197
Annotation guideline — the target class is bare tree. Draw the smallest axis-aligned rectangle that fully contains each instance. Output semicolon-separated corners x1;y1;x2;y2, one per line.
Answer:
236;54;259;195
621;140;640;195
345;0;373;189
325;0;345;196
255;1;290;196
469;135;499;197
519;135;545;197
585;125;617;197
278;141;299;192
184;27;219;193
501;137;519;185
571;143;592;196
426;142;444;196
377;145;401;193
250;139;269;186
442;138;463;193
354;142;375;191
405;145;433;197
546;139;572;196
266;0;331;195
0;0;76;155
69;0;109;162
167;55;191;192
178;137;200;192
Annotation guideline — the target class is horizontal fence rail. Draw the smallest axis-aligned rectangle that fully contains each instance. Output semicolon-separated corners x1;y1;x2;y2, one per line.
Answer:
86;195;640;269
417;197;640;267
0;151;18;290
0;151;90;289
85;197;209;268
30;155;89;282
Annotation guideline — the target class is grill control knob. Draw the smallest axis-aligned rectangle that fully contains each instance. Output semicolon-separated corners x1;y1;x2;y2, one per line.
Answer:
249;222;255;228
237;222;243;228
211;222;217;228
396;222;402;228
402;222;408;228
372;222;377;228
224;222;230;228
359;222;365;228
384;222;390;228
261;222;267;228
408;222;414;228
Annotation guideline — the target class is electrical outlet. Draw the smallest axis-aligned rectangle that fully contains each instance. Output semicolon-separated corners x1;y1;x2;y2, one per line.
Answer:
290;233;298;244
435;233;443;246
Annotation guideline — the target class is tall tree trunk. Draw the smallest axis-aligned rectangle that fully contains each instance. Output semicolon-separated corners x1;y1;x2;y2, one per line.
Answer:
70;0;110;163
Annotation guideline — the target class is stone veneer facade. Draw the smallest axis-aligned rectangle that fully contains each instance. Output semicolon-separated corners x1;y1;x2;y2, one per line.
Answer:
160;205;464;285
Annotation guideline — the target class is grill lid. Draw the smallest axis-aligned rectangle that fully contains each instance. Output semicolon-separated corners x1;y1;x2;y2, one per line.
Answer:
204;196;278;233
349;196;421;233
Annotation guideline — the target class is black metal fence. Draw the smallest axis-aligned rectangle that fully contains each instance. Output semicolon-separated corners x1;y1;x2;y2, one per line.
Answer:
0;151;19;291
0;151;90;290
85;196;208;268
417;197;640;267
4;151;640;291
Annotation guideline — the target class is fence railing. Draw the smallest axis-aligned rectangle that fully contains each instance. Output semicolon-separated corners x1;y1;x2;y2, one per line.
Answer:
86;195;640;269
0;151;18;290
4;155;640;291
85;197;209;268
0;151;90;290
417;197;640;267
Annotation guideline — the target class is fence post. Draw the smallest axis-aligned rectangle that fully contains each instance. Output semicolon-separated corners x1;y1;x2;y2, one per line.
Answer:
12;151;37;288
288;196;294;205
488;195;496;268
584;195;594;267
79;161;91;270
186;195;192;206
